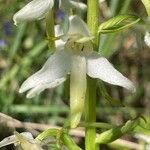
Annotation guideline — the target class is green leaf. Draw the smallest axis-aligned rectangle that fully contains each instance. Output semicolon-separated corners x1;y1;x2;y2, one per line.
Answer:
98;15;140;33
141;0;150;16
95;117;141;144
98;81;124;106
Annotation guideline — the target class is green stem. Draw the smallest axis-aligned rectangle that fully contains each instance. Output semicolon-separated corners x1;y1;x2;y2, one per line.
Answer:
87;0;99;47
85;78;97;150
61;134;82;150
85;1;99;150
45;9;55;50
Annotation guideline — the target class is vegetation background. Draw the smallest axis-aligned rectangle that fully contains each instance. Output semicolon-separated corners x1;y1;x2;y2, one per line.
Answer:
0;0;150;149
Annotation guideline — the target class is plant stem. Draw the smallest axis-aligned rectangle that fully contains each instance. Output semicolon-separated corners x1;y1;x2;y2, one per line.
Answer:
87;0;99;47
46;9;55;50
85;78;97;150
85;0;99;150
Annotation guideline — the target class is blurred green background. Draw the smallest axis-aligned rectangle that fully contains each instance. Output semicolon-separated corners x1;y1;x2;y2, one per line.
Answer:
0;0;150;149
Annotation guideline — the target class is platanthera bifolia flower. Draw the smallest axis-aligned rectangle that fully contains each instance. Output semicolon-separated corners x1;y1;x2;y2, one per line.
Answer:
19;15;135;128
0;132;43;150
13;0;87;25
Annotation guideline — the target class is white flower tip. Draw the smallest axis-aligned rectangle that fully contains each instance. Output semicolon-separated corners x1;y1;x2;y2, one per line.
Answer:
19;80;30;94
13;16;17;26
124;80;136;93
19;87;24;93
13;15;18;26
144;31;150;47
26;91;37;99
129;84;136;93
70;1;87;12
78;3;87;11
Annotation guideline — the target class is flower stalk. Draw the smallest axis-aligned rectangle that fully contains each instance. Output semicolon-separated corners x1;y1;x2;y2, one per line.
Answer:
46;9;55;50
85;0;99;150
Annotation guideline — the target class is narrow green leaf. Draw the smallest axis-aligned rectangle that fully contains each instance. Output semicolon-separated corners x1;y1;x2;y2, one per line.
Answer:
98;81;124;106
98;15;140;33
95;117;141;144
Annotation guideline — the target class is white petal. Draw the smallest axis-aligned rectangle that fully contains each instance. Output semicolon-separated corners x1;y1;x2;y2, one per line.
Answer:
70;1;87;12
144;31;150;47
19;50;71;95
55;25;65;49
59;0;87;13
20;132;34;141
68;15;91;37
0;132;33;148
70;55;86;128
26;77;66;98
86;52;135;92
0;135;16;148
56;39;65;50
13;0;54;25
14;132;42;150
55;25;64;37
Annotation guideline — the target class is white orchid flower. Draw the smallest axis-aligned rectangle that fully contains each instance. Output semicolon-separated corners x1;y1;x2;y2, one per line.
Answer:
19;15;135;128
13;0;87;25
144;31;150;47
0;132;43;150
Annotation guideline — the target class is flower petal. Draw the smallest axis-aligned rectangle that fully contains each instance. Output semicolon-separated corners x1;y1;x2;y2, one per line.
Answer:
55;25;65;49
14;132;42;150
13;0;54;25
86;52;135;92
70;55;86;128
0;135;16;148
56;39;65;50
70;1;87;12
144;31;150;47
59;0;87;13
0;132;34;148
26;77;66;98
19;50;71;95
68;15;91;37
55;25;64;37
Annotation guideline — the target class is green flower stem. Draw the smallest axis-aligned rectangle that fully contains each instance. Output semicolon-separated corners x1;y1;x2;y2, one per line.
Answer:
87;0;99;47
61;134;82;150
85;78;97;150
36;129;59;141
85;0;99;150
36;128;81;150
46;9;55;50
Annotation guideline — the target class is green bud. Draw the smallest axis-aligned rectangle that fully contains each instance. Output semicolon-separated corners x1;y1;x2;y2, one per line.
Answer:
98;15;140;33
95;118;140;144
